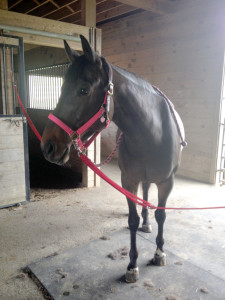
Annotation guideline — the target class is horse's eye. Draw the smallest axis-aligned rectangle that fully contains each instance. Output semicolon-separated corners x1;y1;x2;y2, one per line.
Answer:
79;87;89;96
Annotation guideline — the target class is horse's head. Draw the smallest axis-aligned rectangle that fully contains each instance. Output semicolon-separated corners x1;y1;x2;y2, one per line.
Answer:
41;35;111;165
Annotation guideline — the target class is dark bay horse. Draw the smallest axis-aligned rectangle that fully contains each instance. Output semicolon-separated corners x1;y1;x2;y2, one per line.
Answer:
41;35;185;283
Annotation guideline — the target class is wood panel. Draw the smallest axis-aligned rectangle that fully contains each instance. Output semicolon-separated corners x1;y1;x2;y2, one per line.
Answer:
0;0;7;9
0;9;89;36
24;46;68;70
100;0;225;183
97;3;137;24
0;117;26;207
0;9;89;49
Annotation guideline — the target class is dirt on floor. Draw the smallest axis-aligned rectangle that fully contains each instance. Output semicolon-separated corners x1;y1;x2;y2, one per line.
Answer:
0;162;225;300
0;163;129;300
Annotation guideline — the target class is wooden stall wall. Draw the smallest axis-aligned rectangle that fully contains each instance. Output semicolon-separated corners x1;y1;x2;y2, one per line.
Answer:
0;117;27;207
100;0;225;183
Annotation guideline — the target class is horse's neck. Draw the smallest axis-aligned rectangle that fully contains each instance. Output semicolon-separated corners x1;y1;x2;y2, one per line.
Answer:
111;66;163;144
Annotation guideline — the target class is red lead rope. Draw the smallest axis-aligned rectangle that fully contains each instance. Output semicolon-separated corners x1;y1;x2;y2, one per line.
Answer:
80;154;225;210
15;85;42;142
15;85;225;210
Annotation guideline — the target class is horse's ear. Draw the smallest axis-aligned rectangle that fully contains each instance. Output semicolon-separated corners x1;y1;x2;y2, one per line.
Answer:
64;40;80;62
80;35;98;64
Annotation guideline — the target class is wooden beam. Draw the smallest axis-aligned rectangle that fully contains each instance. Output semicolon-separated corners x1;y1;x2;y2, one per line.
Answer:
0;36;19;46
2;31;82;50
0;9;89;48
81;0;96;27
116;0;173;15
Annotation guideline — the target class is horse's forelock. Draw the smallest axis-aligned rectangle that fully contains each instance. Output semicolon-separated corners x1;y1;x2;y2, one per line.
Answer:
65;55;105;88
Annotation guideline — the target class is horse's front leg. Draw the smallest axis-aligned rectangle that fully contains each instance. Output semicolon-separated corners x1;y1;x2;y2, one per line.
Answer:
122;173;140;283
152;174;174;266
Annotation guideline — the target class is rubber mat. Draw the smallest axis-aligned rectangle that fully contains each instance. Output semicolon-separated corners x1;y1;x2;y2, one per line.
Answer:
27;228;225;300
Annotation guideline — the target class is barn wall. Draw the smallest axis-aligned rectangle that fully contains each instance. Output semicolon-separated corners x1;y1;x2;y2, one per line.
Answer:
24;46;68;70
100;0;225;183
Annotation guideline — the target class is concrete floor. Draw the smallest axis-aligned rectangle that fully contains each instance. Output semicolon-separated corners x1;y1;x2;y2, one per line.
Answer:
0;161;225;299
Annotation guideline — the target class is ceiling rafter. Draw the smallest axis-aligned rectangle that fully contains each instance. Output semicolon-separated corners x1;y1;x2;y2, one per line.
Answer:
7;0;158;25
49;0;59;8
8;0;23;10
43;1;80;18
116;0;174;15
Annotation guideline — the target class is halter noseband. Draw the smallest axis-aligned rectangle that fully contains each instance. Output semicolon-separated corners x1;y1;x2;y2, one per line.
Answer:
48;58;113;155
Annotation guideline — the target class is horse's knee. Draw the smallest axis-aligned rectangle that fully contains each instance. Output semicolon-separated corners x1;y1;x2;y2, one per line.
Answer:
155;209;166;225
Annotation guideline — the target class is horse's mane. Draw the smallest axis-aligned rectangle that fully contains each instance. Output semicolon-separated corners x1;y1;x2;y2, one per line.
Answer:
112;64;154;93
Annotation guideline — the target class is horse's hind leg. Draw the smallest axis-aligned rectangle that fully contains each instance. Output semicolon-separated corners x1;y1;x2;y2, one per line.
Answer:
141;182;152;233
152;174;174;266
121;173;140;283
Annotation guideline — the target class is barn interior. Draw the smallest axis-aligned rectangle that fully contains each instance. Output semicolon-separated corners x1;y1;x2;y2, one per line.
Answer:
0;0;225;299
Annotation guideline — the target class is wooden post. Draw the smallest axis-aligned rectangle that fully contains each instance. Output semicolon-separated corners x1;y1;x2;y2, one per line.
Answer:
81;0;100;187
0;0;13;115
0;0;8;10
82;29;102;187
94;28;102;187
81;0;96;27
5;47;14;115
0;49;6;114
0;45;14;115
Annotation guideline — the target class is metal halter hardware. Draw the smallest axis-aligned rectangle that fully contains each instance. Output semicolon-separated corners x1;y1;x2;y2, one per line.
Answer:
107;82;114;96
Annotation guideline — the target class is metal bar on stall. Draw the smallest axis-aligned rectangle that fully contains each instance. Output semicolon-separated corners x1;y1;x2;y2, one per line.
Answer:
18;37;30;202
18;38;26;107
0;24;81;43
2;45;8;114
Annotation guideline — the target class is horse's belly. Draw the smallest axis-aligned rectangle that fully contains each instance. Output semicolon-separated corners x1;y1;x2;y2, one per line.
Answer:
118;132;181;183
119;153;177;184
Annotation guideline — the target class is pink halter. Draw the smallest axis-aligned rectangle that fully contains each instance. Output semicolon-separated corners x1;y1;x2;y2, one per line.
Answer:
48;82;113;154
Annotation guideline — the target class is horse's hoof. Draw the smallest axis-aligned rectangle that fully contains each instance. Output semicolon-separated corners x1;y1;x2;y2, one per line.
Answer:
141;224;152;233
151;251;166;266
125;267;139;283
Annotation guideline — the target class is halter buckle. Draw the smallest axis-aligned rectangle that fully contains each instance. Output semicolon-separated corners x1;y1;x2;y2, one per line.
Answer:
107;82;114;96
70;131;79;141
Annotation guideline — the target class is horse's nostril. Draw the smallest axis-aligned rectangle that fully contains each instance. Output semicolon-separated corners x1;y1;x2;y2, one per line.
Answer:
44;140;55;157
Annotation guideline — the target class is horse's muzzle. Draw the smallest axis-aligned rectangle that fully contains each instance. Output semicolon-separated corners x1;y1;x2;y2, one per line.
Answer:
42;139;55;161
41;139;70;165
